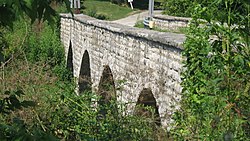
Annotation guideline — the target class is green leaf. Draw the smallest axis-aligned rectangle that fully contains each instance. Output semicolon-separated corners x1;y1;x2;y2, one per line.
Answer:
21;101;36;107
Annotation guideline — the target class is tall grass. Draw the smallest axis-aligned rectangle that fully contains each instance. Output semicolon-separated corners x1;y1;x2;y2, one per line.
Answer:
0;16;168;140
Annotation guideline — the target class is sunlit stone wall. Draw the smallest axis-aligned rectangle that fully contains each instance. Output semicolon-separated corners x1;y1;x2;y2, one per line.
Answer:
60;14;185;127
153;15;191;30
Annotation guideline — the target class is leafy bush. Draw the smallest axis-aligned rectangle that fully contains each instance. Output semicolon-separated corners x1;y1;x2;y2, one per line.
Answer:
171;1;250;140
25;21;73;81
0;89;58;141
85;8;109;20
26;23;64;67
110;0;126;5
162;0;194;17
46;91;158;141
1;59;161;140
0;13;163;141
0;20;28;62
162;0;249;18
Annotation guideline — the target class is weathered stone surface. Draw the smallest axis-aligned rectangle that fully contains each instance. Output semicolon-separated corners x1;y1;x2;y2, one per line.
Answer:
153;15;191;30
60;14;185;127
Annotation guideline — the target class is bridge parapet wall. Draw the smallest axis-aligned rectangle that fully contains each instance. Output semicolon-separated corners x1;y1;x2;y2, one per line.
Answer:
153;15;191;30
60;14;185;127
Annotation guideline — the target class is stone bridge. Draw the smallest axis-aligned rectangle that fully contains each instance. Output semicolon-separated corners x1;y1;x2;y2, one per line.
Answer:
60;14;185;127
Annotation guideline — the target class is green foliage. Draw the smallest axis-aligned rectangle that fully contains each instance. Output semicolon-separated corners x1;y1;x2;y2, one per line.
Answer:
162;0;194;17
46;91;157;141
1;60;160;140
85;8;109;20
1;16;71;81
0;0;70;28
27;23;72;81
1;20;28;60
0;89;58;141
171;0;250;140
82;0;134;21
26;23;64;67
110;0;126;5
162;0;249;18
0;89;34;114
0;11;162;140
0;0;70;70
134;20;144;28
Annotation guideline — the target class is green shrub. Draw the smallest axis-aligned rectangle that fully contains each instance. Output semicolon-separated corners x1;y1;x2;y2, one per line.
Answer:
0;89;58;141
162;0;194;17
1;20;28;60
46;91;158;141
171;1;250;140
26;24;64;67
162;0;249;18
0;59;161;140
0;15;163;141
85;8;109;20
25;21;73;81
110;0;126;5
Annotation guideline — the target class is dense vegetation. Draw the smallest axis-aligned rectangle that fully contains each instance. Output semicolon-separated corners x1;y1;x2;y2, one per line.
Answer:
0;0;71;28
81;0;163;20
82;0;134;20
1;0;249;140
163;0;249;18
169;0;250;140
0;19;165;140
0;1;165;141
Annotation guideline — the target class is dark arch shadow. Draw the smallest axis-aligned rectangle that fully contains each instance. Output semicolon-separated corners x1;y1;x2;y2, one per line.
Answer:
66;41;73;79
78;50;92;94
135;88;161;126
97;65;117;117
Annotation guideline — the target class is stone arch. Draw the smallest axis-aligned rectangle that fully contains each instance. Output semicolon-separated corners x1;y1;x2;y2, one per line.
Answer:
135;88;161;126
78;50;92;94
66;41;73;77
98;65;117;116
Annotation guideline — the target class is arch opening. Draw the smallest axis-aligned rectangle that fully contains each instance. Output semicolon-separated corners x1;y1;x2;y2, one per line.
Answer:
97;65;117;117
135;88;161;126
66;41;73;78
78;50;92;94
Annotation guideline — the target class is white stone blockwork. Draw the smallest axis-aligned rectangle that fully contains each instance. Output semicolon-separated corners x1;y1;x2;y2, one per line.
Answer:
60;14;185;127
